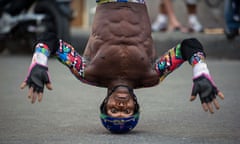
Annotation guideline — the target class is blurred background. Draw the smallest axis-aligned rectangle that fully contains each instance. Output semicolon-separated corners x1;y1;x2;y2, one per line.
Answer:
69;0;239;59
72;0;225;29
0;0;239;59
0;1;240;143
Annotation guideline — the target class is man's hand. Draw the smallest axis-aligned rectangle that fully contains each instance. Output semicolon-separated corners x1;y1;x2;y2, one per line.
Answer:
190;75;224;114
20;64;52;103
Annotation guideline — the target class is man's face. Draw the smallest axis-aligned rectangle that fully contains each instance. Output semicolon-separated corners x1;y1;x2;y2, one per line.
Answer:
106;87;135;118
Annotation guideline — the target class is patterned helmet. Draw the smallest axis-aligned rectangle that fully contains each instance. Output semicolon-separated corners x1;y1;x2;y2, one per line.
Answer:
100;112;140;133
100;85;140;133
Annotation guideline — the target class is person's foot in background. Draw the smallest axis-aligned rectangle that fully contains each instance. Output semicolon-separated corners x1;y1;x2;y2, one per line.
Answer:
151;14;168;32
224;28;239;40
188;15;203;32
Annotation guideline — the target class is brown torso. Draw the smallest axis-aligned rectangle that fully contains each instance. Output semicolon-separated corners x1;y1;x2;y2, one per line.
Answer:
83;2;159;89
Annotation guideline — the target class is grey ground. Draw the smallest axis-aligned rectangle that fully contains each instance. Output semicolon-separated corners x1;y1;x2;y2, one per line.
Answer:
0;55;239;144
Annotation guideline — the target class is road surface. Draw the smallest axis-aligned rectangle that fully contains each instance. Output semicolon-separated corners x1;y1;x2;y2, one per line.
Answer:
0;55;239;144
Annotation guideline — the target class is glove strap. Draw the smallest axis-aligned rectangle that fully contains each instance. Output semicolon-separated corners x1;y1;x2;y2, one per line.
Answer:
193;62;210;78
31;43;50;66
190;52;210;78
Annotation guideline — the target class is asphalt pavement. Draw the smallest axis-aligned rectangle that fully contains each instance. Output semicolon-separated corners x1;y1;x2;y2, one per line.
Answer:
0;55;239;144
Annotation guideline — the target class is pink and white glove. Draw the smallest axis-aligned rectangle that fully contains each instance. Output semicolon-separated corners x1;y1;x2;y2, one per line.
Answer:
190;62;224;113
20;43;52;103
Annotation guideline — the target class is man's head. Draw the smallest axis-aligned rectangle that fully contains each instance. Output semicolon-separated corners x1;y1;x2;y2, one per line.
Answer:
100;85;140;133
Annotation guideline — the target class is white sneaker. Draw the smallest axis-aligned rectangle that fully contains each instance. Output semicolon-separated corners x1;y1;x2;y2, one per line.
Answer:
188;15;203;32
233;14;240;22
152;14;168;32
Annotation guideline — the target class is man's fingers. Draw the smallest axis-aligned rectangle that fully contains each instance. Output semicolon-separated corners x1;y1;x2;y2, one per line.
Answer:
190;95;197;101
38;93;43;102
28;87;34;99
32;92;37;104
20;82;27;89
217;92;224;100
202;99;220;113
207;103;214;114
46;83;53;90
202;103;208;112
213;99;220;110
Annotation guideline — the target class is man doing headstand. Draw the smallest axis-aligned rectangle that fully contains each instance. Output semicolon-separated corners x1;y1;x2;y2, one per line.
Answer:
20;0;224;133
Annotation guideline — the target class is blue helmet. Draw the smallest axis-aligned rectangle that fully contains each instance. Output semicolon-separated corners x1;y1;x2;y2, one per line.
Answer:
100;112;140;133
100;85;140;133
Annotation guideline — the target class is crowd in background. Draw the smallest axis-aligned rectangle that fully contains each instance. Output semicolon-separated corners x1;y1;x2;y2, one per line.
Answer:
0;0;240;39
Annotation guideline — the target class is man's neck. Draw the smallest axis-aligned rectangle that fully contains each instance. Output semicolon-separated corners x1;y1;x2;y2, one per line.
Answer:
108;79;134;90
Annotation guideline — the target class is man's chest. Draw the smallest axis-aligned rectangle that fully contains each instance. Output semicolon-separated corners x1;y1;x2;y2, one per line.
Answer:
83;46;159;88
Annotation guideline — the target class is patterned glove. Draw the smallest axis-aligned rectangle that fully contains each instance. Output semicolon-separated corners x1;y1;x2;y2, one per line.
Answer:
25;64;50;93
192;74;219;104
190;53;224;113
23;43;51;93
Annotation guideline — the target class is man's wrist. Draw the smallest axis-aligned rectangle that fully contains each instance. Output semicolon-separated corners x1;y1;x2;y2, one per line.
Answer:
31;43;50;66
193;62;210;78
189;52;210;78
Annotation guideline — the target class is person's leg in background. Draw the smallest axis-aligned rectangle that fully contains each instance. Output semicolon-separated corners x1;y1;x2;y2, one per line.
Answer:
232;0;240;22
152;0;188;32
163;0;188;31
224;0;240;39
185;0;203;32
151;0;168;32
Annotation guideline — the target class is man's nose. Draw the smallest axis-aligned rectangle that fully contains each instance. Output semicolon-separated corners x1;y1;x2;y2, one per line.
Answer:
117;101;125;107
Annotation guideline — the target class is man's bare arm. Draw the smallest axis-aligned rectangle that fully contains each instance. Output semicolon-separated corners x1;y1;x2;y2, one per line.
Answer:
155;38;224;113
20;33;91;103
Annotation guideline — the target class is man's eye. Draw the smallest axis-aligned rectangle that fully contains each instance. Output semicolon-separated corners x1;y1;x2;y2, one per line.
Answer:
111;108;118;113
124;109;131;114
